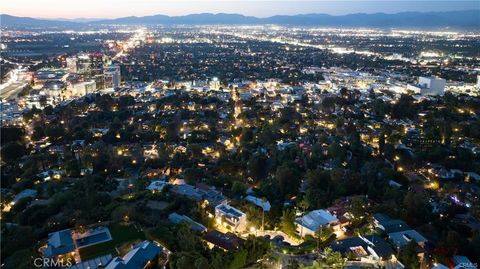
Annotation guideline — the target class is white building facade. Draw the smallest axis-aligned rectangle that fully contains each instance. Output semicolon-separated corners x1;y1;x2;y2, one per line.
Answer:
215;203;247;232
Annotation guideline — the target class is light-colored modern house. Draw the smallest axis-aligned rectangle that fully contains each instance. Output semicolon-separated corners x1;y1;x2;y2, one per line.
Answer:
215;203;247;232
295;209;340;237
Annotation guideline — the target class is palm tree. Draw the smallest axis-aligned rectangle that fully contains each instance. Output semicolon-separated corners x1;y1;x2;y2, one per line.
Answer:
315;225;334;250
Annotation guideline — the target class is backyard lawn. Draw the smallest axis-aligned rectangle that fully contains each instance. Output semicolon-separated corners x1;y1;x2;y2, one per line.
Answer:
79;224;146;261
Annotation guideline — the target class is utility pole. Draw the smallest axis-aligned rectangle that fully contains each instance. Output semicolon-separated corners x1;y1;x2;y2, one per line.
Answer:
317;225;322;251
262;209;265;231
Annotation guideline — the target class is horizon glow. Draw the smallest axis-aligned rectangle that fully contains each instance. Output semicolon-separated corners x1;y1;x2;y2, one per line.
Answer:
1;0;479;19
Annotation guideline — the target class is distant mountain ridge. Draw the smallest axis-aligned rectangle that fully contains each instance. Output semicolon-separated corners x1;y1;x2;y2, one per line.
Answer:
0;14;81;28
1;10;479;29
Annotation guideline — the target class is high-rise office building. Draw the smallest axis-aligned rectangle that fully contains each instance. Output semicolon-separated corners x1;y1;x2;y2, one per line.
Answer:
407;76;446;96
71;80;97;96
66;56;78;73
77;53;92;75
90;52;104;76
76;52;104;76
209;77;221;90
104;64;121;89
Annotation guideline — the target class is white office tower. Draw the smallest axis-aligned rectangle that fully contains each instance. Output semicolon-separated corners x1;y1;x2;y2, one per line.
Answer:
71;80;97;96
77;53;92;74
407;76;446;96
104;65;121;89
66;56;78;73
209;77;221;90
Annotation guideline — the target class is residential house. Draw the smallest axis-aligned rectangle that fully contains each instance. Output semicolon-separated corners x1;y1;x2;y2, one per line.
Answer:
388;229;427;249
146;181;168;193
72;226;112;249
170;184;203;201
202;230;244;251
196;183;227;208
330;234;394;261
330;237;370;258
43;229;76;258
170;183;227;208
361;235;395;261
373;213;411;233
105;240;163;269
68;254;113;269
43;226;112;258
11;189;37;205
215;203;247;232
453;256;477;269
295;209;340;237
373;214;427;250
168;212;207;233
244;195;271;211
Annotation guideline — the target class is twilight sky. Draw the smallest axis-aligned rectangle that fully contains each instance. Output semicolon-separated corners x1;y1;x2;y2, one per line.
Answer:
1;0;479;19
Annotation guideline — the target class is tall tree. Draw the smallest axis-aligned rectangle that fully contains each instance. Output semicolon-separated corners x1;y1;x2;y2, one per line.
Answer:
280;209;297;237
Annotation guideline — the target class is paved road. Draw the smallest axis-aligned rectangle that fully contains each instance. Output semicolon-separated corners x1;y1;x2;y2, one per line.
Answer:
272;249;320;269
0;64;31;100
0;82;27;100
253;230;302;246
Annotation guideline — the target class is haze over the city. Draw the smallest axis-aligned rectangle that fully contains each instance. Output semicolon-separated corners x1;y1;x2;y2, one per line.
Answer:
1;0;479;19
